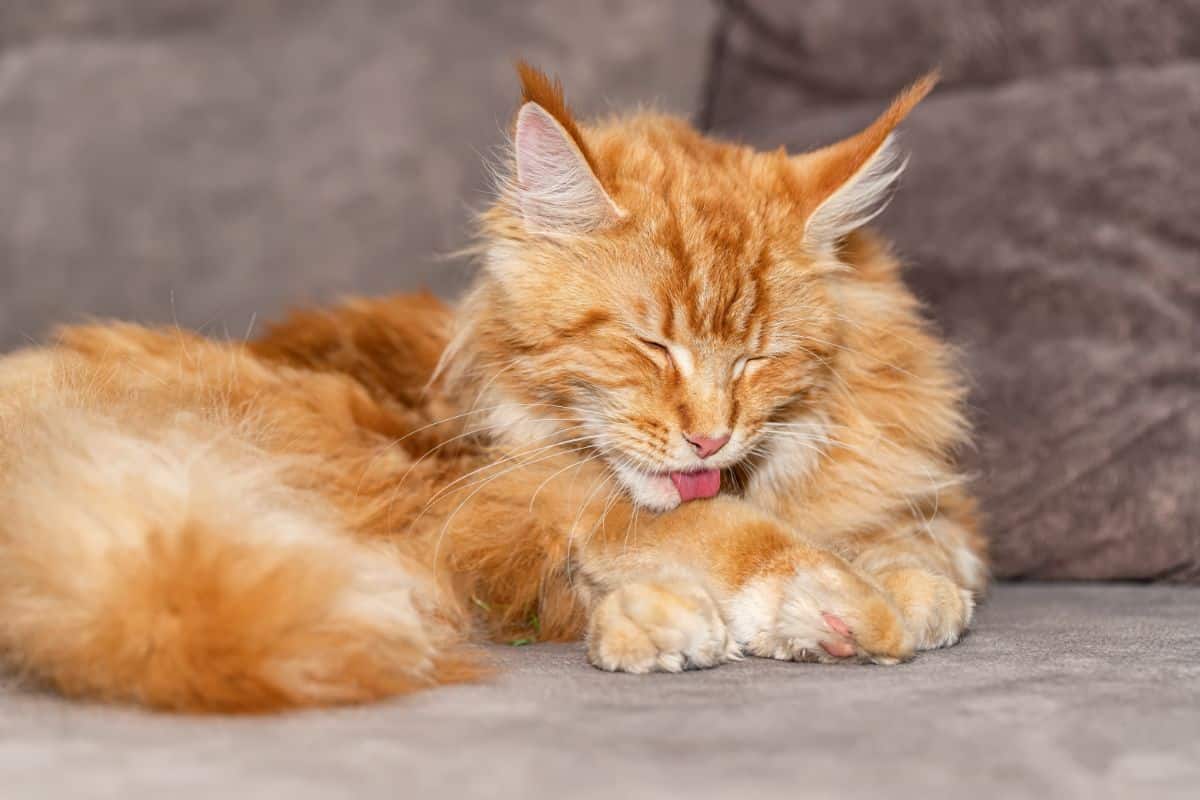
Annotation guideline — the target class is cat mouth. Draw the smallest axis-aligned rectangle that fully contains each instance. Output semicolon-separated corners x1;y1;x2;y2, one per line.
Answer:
667;469;721;502
635;468;721;503
609;459;724;511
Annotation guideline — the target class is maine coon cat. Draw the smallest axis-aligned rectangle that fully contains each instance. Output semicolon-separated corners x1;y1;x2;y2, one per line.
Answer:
0;65;985;711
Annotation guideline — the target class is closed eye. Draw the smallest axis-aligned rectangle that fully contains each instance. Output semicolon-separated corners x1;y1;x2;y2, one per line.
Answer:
733;355;770;381
637;338;673;367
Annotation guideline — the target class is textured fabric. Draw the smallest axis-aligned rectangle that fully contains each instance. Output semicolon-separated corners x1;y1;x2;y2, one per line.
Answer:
707;2;1200;582
0;0;714;350
2;584;1198;799
705;0;1200;127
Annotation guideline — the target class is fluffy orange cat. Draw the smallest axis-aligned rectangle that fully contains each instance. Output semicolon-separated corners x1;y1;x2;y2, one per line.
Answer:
0;65;986;712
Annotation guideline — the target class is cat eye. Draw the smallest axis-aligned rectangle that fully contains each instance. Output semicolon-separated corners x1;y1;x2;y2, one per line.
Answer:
733;355;769;381
637;338;673;367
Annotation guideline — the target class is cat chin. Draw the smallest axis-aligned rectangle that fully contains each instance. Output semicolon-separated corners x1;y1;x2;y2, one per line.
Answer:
610;460;682;512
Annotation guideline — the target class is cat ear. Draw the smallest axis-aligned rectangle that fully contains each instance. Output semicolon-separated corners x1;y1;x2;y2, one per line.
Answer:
514;102;623;234
512;64;622;234
794;72;938;254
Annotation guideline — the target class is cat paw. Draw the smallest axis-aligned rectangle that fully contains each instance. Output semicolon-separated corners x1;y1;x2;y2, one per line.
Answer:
725;562;915;665
875;567;975;650
587;581;740;673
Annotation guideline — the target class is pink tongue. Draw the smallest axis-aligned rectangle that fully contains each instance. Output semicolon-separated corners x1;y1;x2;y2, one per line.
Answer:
669;469;721;502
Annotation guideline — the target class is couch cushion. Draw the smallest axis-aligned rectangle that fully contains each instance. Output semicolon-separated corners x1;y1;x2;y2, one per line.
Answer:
0;1;714;350
706;0;1200;127
2;584;1198;799
707;4;1200;581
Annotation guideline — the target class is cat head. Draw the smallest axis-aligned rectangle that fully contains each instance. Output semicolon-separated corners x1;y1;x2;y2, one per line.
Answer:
446;64;936;511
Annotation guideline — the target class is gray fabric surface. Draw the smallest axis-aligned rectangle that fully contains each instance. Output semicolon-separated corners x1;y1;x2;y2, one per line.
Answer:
2;584;1197;799
707;2;1200;582
0;0;714;349
704;0;1200;127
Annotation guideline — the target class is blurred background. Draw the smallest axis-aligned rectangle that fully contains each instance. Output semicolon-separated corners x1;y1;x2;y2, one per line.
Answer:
0;0;715;344
0;0;1196;583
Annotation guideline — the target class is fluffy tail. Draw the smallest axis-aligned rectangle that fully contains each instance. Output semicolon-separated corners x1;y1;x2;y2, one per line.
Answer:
0;407;475;712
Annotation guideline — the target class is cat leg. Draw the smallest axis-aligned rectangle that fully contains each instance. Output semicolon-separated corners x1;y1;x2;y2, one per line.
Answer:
577;497;914;671
849;512;987;652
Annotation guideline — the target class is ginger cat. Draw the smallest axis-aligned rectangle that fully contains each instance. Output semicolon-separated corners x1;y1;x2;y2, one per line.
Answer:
0;65;985;711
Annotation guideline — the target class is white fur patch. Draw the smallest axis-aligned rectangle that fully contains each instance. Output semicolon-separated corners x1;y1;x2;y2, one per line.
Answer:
726;572;833;662
667;343;694;377
479;399;566;448
610;459;680;511
805;134;906;252
748;414;830;498
930;517;989;592
724;576;781;647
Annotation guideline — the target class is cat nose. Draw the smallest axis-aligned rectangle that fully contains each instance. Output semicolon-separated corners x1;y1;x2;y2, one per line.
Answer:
684;432;731;459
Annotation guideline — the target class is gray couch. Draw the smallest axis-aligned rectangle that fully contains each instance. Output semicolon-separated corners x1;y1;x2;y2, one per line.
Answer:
4;585;1197;800
1;2;1197;798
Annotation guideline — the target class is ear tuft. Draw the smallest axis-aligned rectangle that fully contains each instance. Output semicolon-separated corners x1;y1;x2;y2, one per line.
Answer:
798;71;938;253
513;89;621;234
515;61;598;174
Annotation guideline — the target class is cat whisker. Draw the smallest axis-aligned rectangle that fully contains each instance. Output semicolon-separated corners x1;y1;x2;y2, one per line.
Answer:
411;432;600;523
564;469;616;588
394;418;584;488
802;334;923;381
528;444;601;512
621;476;642;557
353;415;585;507
394;400;581;447
467;358;522;411
427;441;601;570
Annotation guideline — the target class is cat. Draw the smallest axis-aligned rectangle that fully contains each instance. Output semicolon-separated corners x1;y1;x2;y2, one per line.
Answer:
0;64;986;712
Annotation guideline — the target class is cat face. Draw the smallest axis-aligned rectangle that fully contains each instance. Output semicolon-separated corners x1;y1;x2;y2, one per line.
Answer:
452;65;934;511
542;248;834;512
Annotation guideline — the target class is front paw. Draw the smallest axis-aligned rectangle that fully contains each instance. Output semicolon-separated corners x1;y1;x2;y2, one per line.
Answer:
587;581;740;674
725;561;915;665
875;568;975;651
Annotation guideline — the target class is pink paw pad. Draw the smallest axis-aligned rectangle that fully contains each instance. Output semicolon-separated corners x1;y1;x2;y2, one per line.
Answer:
820;612;856;658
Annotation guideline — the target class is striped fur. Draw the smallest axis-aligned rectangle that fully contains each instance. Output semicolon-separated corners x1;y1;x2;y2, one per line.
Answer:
0;67;984;711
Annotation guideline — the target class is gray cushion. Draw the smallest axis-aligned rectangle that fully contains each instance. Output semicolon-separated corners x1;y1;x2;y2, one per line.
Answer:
704;0;1200;127
3;584;1198;799
0;0;714;349
707;3;1200;582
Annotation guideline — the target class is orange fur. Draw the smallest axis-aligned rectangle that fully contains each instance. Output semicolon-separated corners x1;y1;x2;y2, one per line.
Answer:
0;66;985;711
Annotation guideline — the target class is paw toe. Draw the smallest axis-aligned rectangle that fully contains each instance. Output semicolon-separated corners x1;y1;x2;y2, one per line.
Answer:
587;581;735;674
730;569;913;665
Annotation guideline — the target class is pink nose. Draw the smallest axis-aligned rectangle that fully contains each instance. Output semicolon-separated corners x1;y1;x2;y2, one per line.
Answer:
684;432;731;459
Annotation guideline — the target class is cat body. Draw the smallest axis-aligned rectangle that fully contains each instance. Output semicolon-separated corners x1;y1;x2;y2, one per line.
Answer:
0;67;985;711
